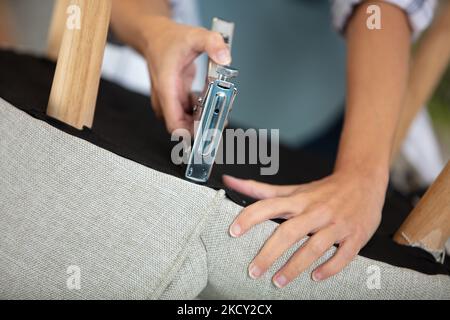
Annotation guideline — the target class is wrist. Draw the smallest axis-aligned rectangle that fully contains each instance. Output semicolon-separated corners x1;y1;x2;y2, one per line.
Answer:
334;158;389;187
334;133;391;187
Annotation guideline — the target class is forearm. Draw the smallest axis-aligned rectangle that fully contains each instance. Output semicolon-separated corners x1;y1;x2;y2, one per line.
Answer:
336;1;411;180
110;0;171;54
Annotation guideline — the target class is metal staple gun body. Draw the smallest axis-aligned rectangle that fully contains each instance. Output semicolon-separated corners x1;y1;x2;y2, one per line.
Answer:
186;18;239;183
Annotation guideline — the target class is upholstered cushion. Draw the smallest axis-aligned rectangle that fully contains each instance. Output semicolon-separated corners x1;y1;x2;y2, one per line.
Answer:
1;98;449;299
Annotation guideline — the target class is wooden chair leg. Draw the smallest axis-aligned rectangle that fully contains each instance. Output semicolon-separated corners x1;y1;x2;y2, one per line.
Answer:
391;1;450;158
47;0;71;60
47;0;112;129
394;162;450;253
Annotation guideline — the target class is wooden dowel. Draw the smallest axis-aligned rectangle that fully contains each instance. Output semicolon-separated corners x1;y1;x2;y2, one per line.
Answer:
392;1;450;158
394;162;450;251
47;0;71;60
47;0;112;129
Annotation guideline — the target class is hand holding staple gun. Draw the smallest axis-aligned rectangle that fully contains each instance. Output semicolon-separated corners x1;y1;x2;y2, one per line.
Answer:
112;0;237;182
111;2;232;134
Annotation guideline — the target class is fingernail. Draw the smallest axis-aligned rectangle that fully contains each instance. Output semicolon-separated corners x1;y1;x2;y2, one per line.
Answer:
273;274;288;289
312;272;322;282
248;263;262;279
216;49;231;65
229;223;241;238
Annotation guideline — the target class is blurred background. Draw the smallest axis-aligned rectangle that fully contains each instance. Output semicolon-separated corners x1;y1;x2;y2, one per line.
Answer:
0;0;448;190
429;65;450;159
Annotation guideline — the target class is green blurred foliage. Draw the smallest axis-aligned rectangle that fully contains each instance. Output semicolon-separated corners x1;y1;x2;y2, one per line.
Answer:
429;66;450;157
429;67;450;129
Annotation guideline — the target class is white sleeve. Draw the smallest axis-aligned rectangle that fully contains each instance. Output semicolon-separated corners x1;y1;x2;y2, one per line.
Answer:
331;0;437;40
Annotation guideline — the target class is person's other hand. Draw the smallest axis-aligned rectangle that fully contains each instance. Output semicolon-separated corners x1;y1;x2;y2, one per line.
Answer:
224;170;387;288
143;17;231;133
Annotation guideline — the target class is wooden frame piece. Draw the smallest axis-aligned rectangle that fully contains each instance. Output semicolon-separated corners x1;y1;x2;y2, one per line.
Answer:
394;162;450;251
47;0;112;129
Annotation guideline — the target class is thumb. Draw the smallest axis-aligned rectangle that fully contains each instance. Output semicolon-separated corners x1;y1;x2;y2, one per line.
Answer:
192;29;231;65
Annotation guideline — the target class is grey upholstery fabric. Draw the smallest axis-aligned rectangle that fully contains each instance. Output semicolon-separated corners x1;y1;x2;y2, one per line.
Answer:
0;98;449;300
0;97;212;300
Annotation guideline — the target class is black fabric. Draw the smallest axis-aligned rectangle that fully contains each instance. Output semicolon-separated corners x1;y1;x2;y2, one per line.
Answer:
0;49;448;276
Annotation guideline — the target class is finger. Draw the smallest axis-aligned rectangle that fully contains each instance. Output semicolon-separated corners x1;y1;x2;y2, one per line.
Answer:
150;74;163;119
248;213;326;280
162;108;192;133
186;93;200;134
163;108;192;133
312;238;361;282
229;197;300;238
190;29;231;65
151;90;162;119
190;91;201;110
181;64;196;112
223;175;297;200
159;75;192;133
273;227;337;289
